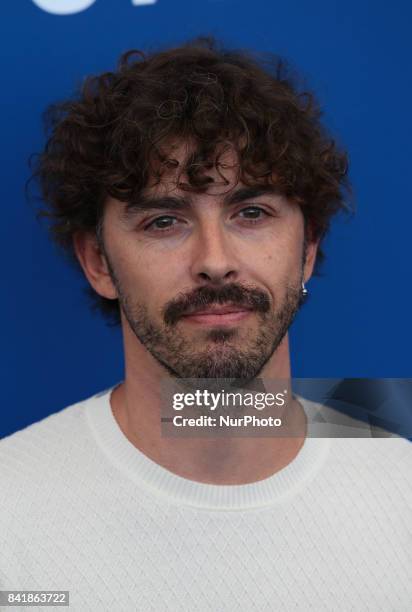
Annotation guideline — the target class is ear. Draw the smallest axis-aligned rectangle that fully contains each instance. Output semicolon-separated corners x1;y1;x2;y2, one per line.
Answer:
73;231;117;300
303;238;319;283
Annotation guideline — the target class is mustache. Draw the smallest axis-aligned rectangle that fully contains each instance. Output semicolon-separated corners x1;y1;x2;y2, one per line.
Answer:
163;283;271;325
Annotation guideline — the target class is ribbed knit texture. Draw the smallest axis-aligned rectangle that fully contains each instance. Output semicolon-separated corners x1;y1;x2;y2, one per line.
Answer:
0;385;411;611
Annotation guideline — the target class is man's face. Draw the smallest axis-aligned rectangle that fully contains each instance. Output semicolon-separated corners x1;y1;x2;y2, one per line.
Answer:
97;142;316;381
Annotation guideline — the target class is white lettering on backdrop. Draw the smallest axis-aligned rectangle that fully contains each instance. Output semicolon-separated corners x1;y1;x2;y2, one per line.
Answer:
32;0;157;15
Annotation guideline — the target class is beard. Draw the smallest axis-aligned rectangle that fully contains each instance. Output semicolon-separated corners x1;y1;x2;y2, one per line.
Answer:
107;261;304;382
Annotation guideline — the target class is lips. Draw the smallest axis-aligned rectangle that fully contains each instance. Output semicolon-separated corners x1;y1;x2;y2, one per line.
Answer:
183;304;252;316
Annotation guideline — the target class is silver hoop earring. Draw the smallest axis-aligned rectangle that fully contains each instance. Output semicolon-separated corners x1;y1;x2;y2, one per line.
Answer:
301;281;308;297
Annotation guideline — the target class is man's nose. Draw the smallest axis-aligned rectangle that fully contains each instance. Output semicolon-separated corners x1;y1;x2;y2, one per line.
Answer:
189;222;238;284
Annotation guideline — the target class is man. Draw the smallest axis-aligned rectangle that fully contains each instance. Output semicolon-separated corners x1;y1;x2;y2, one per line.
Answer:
1;37;410;611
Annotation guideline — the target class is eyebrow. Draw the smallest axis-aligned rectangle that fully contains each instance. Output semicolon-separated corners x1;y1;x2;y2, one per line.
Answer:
121;186;283;221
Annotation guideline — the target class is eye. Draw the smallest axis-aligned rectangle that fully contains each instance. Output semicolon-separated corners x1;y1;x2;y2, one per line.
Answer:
143;206;271;234
144;215;180;232
237;206;270;223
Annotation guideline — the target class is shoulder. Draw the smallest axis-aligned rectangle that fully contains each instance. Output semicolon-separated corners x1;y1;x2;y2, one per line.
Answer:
0;389;111;583
0;389;110;507
300;396;412;485
322;435;412;509
0;395;87;468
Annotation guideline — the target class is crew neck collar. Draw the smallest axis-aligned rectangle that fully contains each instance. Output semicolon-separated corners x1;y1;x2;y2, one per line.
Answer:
85;384;330;511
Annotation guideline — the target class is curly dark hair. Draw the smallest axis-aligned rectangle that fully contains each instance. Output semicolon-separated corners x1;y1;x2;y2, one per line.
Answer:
31;36;350;326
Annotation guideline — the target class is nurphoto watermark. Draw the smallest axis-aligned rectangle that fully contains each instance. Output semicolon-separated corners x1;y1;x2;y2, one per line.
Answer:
161;378;301;438
160;378;412;438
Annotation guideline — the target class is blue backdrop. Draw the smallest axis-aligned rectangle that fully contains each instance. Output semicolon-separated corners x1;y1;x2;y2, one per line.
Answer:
1;0;411;438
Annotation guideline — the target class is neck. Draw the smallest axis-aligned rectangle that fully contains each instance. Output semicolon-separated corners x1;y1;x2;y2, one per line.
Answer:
110;329;307;485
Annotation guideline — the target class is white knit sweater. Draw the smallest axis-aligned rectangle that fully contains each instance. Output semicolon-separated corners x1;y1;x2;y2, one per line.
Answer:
0;385;410;611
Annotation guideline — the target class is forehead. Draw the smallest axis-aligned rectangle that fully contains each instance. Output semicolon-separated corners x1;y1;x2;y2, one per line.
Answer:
105;137;297;222
106;137;299;224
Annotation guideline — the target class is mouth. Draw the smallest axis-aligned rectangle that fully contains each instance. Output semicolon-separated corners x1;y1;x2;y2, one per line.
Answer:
181;305;253;325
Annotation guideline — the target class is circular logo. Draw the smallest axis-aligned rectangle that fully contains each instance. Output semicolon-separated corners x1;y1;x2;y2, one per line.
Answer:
32;0;97;15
